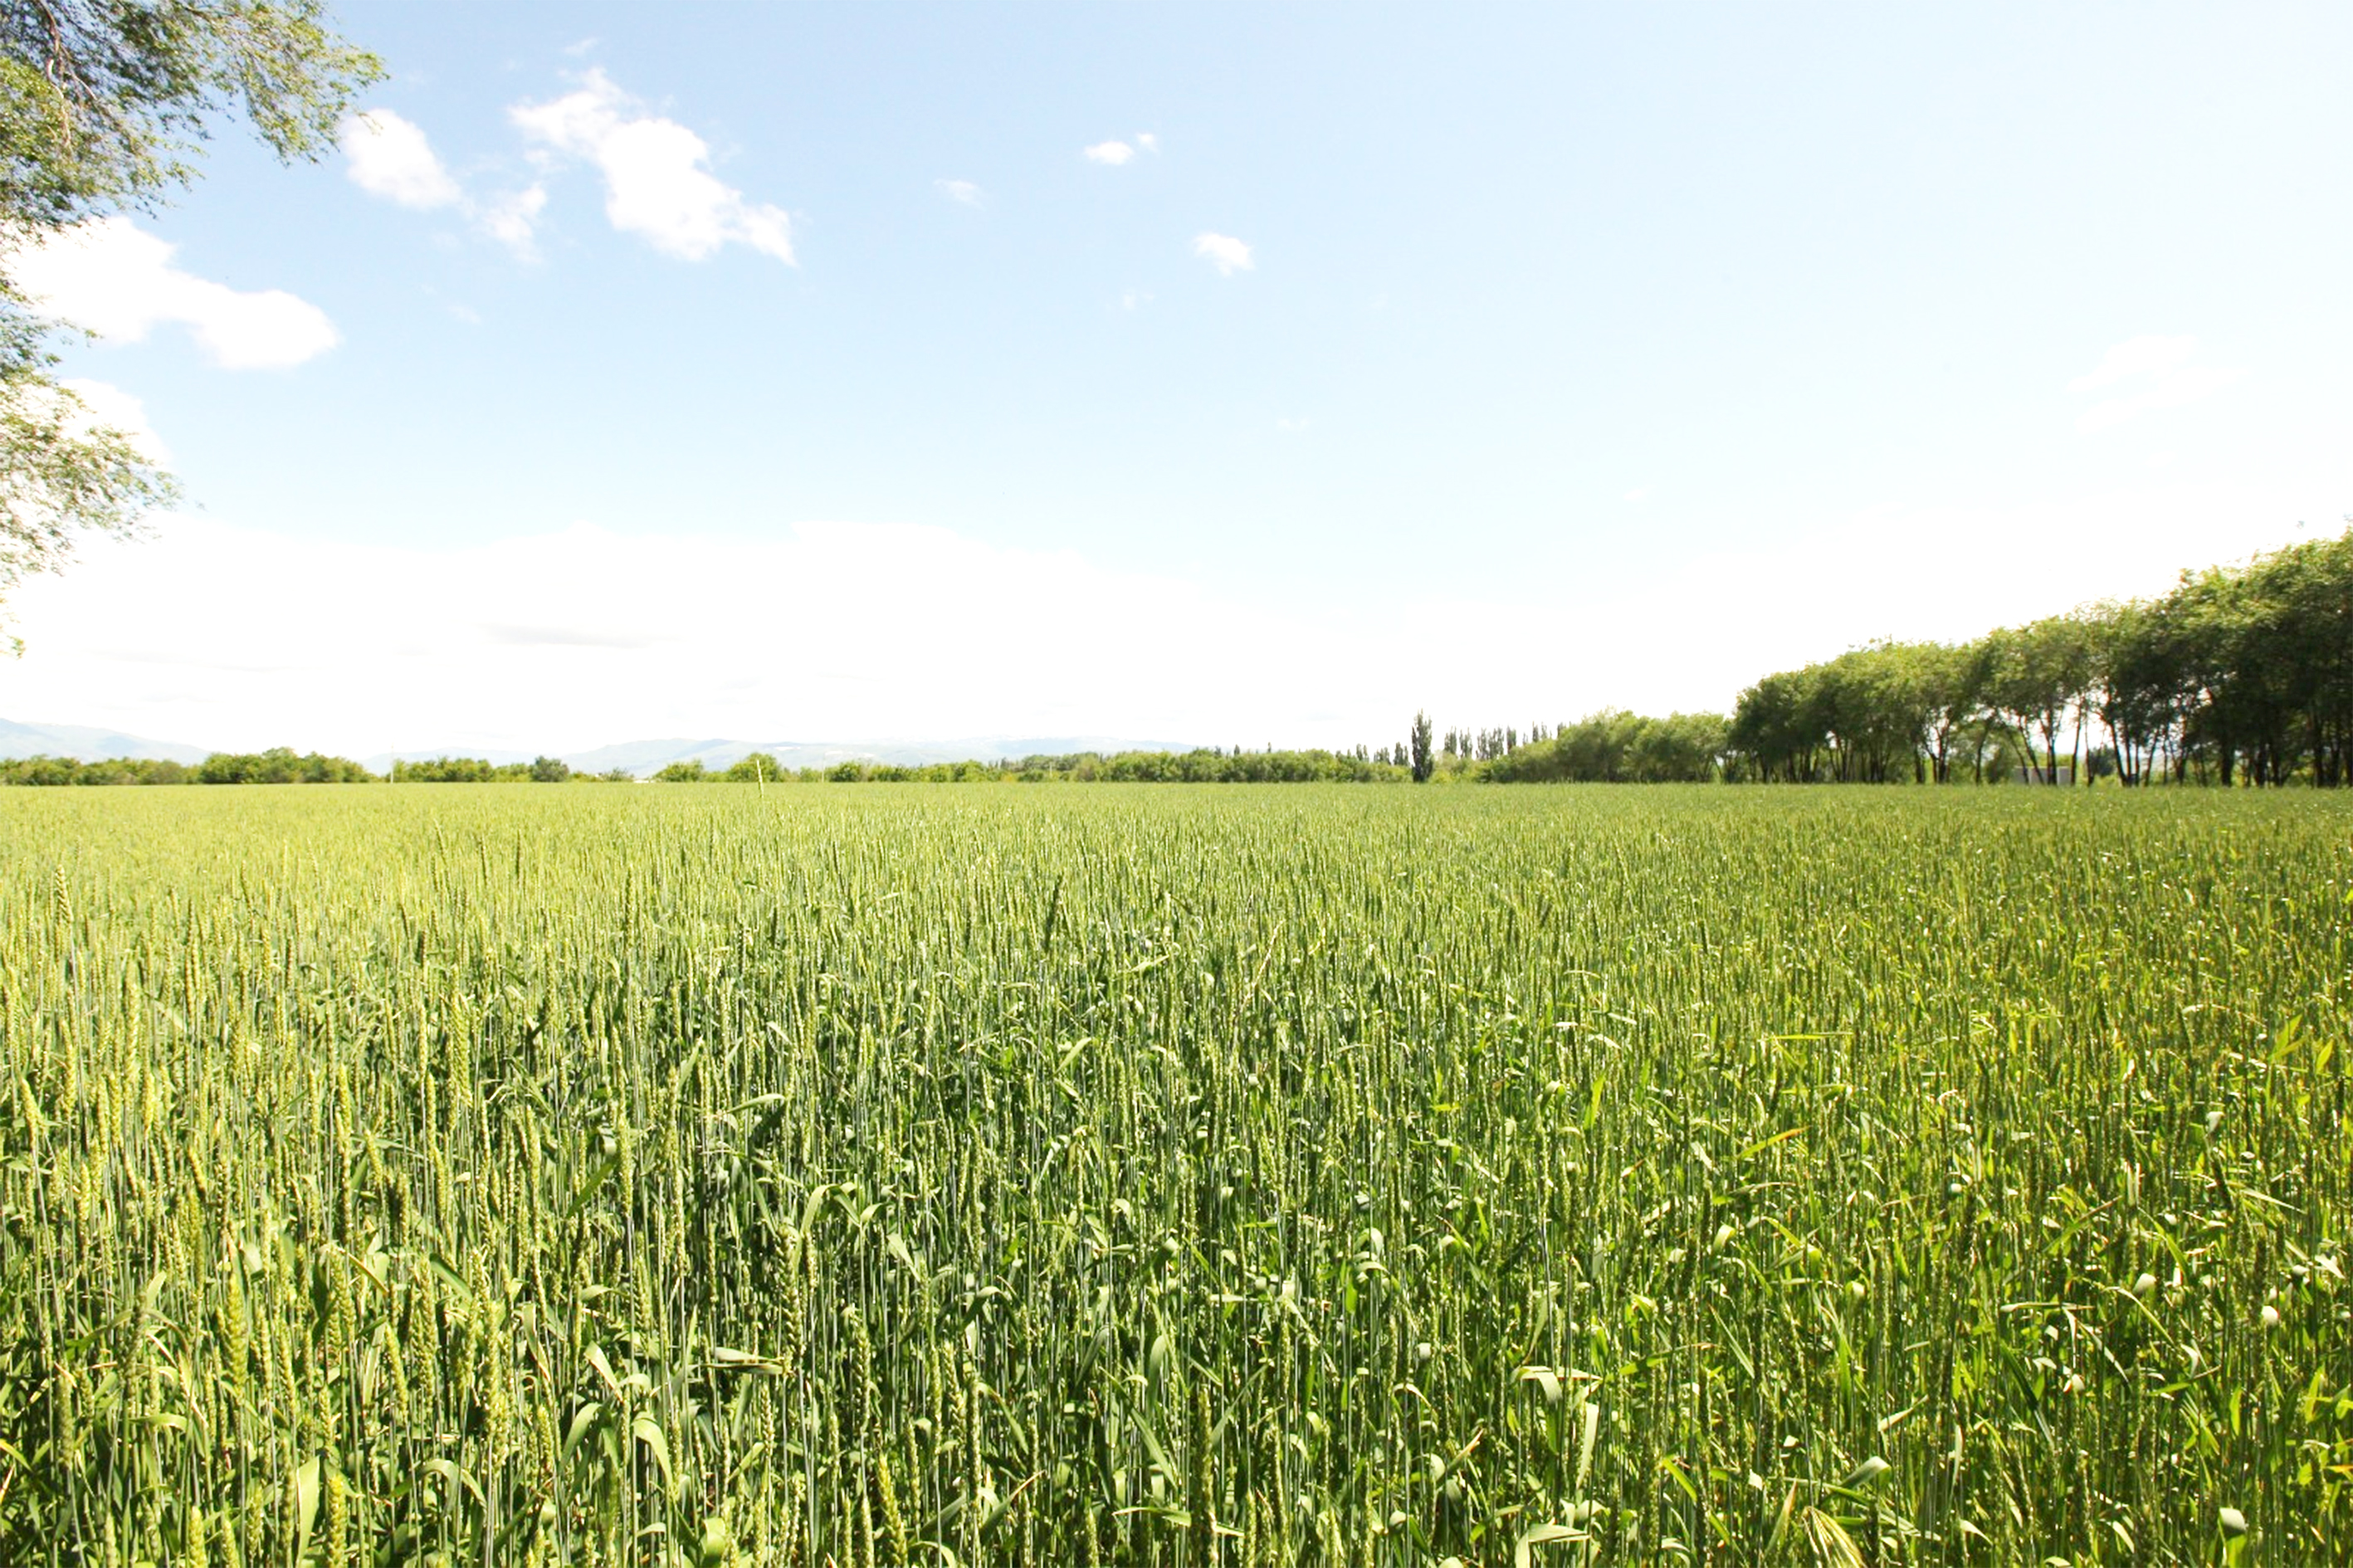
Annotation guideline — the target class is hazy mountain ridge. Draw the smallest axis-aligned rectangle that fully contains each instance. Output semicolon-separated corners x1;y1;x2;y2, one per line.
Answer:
0;717;210;765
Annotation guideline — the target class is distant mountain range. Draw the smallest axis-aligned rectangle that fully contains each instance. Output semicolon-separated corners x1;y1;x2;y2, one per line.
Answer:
1;717;1198;776
0;716;211;765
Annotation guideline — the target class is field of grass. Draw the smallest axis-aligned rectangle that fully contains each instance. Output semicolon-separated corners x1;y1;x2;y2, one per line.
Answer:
2;784;2347;1566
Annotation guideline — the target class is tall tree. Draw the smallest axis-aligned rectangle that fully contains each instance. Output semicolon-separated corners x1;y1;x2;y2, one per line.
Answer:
0;2;378;642
1409;711;1433;783
1984;618;2096;784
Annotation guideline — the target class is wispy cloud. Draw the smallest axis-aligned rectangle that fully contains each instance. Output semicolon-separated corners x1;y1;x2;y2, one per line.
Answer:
476;185;549;259
339;109;549;259
1083;140;1135;166
511;70;793;262
1623;487;1650;503
1135;132;1159;154
935;178;983;207
1193;232;1253;276
2071;335;2243;432
6;217;337;369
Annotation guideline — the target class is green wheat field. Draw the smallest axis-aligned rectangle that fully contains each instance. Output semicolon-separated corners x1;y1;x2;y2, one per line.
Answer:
2;785;2347;1566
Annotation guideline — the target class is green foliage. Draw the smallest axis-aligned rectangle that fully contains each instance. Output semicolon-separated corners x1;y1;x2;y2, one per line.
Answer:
385;756;592;783
0;749;377;784
1;784;2346;1561
995;746;1407;784
390;756;505;783
0;377;182;650
1726;643;1952;784
1487;711;1726;783
0;1;379;229
0;751;189;784
639;749;1408;784
816;758;1002;782
3;746;1413;789
1721;527;2353;787
720;750;779;783
196;745;372;783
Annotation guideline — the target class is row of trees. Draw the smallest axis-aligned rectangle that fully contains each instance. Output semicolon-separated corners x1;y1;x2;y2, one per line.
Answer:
1722;527;2353;786
1001;747;1405;783
2;749;377;784
2;751;598;786
1439;725;1549;763
651;749;1412;784
393;756;588;783
1;749;380;785
1486;711;1728;784
1;746;1410;787
0;755;204;786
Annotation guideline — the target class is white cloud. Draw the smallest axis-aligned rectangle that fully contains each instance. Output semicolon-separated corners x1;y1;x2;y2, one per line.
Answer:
339;110;461;208
2070;335;2243;432
1277;417;1311;432
1135;133;1159;154
935;178;983;207
339;105;547;258
5;217;339;369
1193;232;1253;276
1120;288;1152;311
510;70;793;262
1623;487;1650;503
1083;140;1135;166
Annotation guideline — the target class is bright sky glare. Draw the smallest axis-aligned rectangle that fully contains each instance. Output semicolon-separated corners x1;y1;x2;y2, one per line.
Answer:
6;2;2351;756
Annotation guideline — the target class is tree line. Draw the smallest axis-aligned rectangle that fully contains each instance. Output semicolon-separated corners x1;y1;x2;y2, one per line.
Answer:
0;746;1411;788
1722;525;2352;786
0;750;593;786
1477;526;2351;786
1;749;375;786
652;748;1410;784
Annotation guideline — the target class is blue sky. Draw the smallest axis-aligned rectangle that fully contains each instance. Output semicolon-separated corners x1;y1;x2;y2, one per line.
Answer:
7;2;2351;755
